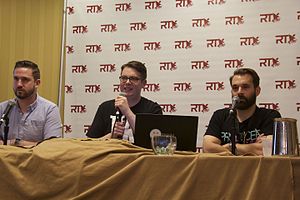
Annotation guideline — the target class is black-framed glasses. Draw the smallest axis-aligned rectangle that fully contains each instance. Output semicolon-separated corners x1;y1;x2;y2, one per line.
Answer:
119;75;142;83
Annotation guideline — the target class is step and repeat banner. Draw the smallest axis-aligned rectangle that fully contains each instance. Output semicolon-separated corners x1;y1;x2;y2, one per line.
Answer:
64;0;300;147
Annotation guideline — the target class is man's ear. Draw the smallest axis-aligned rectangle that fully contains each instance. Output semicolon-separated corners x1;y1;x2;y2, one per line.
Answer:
142;79;147;87
256;86;261;96
35;79;41;88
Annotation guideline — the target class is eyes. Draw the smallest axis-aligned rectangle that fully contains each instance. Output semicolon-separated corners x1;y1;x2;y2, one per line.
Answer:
14;76;32;84
119;75;142;83
232;84;251;92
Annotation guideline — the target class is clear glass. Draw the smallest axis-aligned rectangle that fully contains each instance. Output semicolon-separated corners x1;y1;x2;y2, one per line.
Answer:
151;135;177;155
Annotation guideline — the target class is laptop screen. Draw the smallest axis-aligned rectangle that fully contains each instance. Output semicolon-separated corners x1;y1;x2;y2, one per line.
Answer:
134;114;198;152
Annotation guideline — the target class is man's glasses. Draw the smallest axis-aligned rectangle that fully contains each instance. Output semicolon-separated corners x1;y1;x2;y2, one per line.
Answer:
119;75;142;83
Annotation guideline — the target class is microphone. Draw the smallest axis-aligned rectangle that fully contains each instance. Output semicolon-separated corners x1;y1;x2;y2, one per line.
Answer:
229;96;240;114
0;101;16;125
116;92;126;122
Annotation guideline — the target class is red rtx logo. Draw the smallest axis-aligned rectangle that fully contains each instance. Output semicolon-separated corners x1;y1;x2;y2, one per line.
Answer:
297;57;300;66
144;42;161;51
65;85;73;94
275;80;296;89
259;103;280;110
66;6;75;15
192;18;210;27
297;103;300;112
66;45;74;54
85;85;101;93
114;43;131;52
275;34;297;44
207;38;225;48
99;64;116;72
86;5;103;13
225;16;244;25
160;104;177;113
206;82;225;91
143;83;160;92
115;3;131;11
145;1;162;9
113;84;121;93
173;82;192;91
71;65;87;73
259;57;280;67
84;125;91;133
130;22;147;31
85;44;102;53
260;13;280;23
100;24;117;32
176;0;193;7
224;59;244;68
70;105;86;113
191;61;209;70
64;125;72;133
72;25;88;34
240;37;259;46
208;0;226;5
174;40;192;49
161;20;178;29
160;62;177;71
191;104;209;113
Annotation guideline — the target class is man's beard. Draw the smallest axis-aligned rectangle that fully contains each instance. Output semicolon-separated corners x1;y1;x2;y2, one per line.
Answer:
236;92;257;110
14;87;35;99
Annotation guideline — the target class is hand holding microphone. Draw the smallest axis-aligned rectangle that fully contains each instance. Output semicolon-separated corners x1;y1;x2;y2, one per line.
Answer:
112;92;127;138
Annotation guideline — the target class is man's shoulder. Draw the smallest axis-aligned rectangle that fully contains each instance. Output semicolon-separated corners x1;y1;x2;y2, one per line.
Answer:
140;96;159;105
255;107;281;117
37;96;58;108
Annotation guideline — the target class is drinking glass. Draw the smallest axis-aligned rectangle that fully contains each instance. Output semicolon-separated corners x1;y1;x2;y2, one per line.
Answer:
151;135;177;155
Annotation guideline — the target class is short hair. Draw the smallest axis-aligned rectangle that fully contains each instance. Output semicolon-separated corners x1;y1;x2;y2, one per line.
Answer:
229;68;260;88
121;61;147;80
14;60;40;80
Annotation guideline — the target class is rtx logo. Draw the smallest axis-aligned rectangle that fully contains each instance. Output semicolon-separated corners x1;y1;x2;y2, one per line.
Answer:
143;83;160;92
207;38;225;47
260;13;280;23
174;40;192;49
113;84;121;92
70;105;86;113
144;42;161;51
240;36;259;46
176;0;193;7
100;24;117;32
65;85;73;94
206;81;225;91
115;3;131;11
173;82;192;91
145;1;162;10
85;44;102;53
224;59;244;68
259;103;280;110
297;103;300;112
84;125;91;133
275;34;297;44
71;65;87;73
86;5;103;13
114;43;131;52
63;125;72;133
160;62;177;71
160;104;177;113
66;6;75;15
208;0;226;5
297;11;300;20
275;80;296;89
99;64;116;72
72;25;88;34
192;18;210;27
160;20;178;29
191;61;209;70
130;22;147;31
66;45;74;54
85;85;101;93
297;57;300;66
259;57;280;67
225;16;244;25
190;104;209;112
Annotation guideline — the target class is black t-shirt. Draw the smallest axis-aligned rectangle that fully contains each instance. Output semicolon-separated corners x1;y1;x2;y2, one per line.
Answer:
86;97;162;138
205;107;281;145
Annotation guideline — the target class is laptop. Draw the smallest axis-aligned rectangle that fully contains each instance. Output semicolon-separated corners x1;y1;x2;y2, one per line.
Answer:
134;114;198;152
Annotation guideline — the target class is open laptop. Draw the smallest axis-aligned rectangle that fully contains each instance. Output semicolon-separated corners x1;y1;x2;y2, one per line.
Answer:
134;114;198;152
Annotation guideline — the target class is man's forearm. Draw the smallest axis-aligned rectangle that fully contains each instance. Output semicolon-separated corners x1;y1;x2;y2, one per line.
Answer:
236;143;263;155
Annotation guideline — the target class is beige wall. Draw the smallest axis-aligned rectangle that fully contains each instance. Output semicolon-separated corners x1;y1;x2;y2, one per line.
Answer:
0;0;64;106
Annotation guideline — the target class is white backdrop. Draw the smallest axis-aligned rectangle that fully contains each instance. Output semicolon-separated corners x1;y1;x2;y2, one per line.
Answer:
63;0;300;147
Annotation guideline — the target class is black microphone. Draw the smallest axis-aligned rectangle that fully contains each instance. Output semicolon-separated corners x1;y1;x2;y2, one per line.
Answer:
229;96;240;114
0;101;16;125
115;92;126;122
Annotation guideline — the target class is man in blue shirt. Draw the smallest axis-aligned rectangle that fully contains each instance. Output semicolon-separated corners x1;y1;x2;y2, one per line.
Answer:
0;60;62;146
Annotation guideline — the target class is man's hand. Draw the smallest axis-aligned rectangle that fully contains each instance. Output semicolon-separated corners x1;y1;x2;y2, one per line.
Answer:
112;121;125;139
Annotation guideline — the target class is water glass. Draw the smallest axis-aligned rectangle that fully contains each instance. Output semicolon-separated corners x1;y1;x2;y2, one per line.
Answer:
151;135;177;155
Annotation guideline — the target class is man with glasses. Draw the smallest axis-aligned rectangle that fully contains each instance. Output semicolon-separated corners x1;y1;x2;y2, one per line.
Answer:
87;61;162;141
0;60;62;146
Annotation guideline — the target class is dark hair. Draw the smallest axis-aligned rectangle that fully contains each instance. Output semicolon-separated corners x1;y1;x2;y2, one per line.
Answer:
121;61;147;80
14;60;40;80
229;68;260;88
